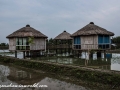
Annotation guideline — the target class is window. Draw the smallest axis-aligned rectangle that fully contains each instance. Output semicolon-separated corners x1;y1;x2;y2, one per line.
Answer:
98;44;110;49
98;35;110;44
74;36;81;44
74;45;81;49
73;36;81;49
19;38;22;45
98;35;110;49
23;38;26;45
16;38;30;50
98;35;103;44
104;36;110;43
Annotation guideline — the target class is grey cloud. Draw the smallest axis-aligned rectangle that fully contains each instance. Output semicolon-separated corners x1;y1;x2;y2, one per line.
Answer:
0;0;120;43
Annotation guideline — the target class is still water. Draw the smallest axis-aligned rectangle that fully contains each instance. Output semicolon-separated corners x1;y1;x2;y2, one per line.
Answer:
0;50;120;71
0;64;91;90
32;53;120;71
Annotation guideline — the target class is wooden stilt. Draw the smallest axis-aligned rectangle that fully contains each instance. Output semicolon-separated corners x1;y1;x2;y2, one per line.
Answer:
104;50;106;58
30;51;31;57
77;51;79;58
23;51;25;59
15;51;17;58
68;48;70;56
65;48;66;56
56;49;57;54
26;51;29;57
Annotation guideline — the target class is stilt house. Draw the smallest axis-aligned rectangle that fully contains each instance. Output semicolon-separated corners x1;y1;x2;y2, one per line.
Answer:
54;31;72;53
6;25;48;57
71;22;114;50
54;30;72;46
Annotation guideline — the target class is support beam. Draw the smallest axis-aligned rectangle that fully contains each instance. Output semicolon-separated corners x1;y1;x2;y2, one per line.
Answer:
104;50;106;58
30;50;32;57
15;51;17;58
23;51;25;59
26;51;29;57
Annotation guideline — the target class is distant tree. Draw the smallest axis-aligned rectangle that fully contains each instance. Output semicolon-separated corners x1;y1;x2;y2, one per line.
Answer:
112;36;120;49
0;43;6;46
112;36;120;43
48;38;55;45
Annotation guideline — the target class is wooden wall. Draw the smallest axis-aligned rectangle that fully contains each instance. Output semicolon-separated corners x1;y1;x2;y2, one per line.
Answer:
9;38;16;51
8;38;46;51
81;35;98;49
30;38;46;50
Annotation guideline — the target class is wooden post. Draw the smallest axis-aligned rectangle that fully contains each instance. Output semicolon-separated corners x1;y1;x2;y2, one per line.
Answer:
38;50;40;56
79;50;82;58
85;51;87;59
26;51;29;57
15;51;17;58
65;48;66;56
104;50;106;58
68;48;70;56
90;50;93;59
56;49;57;54
30;50;32;57
87;49;90;60
23;51;25;59
61;48;62;54
77;51;79;58
73;50;75;57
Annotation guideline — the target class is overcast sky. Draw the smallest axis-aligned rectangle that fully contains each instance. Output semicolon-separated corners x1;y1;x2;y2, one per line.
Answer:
0;0;120;43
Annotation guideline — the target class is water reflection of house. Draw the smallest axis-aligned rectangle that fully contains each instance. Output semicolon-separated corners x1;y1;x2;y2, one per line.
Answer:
8;67;29;79
71;22;114;59
16;70;28;78
8;66;46;85
6;25;48;58
0;65;10;76
0;65;10;82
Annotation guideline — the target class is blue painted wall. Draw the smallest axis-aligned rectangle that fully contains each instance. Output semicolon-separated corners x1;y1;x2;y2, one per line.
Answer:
74;36;81;44
98;35;110;44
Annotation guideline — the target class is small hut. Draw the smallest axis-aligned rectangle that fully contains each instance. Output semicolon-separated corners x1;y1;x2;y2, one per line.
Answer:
71;22;114;50
6;25;48;58
54;30;72;54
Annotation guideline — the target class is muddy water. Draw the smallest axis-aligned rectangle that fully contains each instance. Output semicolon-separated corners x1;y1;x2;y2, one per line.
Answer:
0;64;91;90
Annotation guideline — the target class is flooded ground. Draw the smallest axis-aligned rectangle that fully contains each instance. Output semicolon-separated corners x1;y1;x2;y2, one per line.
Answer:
0;50;120;89
0;63;92;90
0;50;120;71
0;50;23;59
31;53;120;71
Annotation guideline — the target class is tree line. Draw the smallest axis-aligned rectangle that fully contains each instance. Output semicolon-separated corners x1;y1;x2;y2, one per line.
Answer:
112;36;120;49
112;36;120;43
0;43;9;46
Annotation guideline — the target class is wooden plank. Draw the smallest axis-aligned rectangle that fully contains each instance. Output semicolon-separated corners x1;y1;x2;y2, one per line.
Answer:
81;35;98;49
9;38;16;50
30;38;45;50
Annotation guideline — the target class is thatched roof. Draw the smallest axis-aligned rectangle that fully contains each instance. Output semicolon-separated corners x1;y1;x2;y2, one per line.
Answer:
54;30;72;40
6;25;48;38
71;22;114;37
